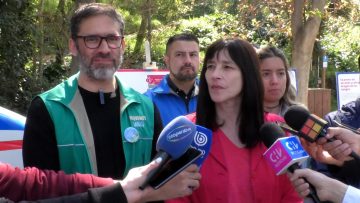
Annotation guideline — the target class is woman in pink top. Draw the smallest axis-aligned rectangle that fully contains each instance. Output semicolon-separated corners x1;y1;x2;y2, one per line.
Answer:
167;38;303;203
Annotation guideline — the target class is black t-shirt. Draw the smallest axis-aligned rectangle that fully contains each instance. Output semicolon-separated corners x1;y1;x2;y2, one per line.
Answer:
22;86;162;179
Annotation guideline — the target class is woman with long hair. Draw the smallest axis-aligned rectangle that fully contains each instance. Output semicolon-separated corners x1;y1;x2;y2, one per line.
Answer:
167;38;302;203
257;46;299;116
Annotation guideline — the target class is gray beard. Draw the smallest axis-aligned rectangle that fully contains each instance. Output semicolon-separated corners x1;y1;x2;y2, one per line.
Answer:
78;55;123;81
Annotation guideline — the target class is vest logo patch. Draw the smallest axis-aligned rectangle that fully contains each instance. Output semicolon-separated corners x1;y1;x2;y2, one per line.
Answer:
124;127;140;143
130;115;146;127
129;116;146;121
133;121;145;127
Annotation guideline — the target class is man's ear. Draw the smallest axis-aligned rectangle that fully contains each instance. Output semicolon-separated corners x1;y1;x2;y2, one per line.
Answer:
69;38;78;56
163;55;169;69
120;38;126;54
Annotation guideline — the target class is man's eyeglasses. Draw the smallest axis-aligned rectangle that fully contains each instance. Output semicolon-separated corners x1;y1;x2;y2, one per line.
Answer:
76;35;123;49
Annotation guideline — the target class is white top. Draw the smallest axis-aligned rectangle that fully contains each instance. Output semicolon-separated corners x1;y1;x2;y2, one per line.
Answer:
343;186;360;203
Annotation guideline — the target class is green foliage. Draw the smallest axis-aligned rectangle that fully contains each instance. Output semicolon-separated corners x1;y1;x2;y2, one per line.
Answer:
0;0;36;113
123;12;238;68
1;0;359;115
322;17;360;72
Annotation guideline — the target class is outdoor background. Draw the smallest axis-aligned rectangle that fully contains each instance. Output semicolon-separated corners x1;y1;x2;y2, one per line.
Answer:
0;0;359;115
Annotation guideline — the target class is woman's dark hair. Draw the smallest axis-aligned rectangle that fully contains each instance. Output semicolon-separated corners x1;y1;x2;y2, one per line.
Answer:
70;3;125;40
196;38;264;148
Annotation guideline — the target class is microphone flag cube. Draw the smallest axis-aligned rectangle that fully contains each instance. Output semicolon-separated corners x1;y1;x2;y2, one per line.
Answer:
263;136;309;175
299;114;328;142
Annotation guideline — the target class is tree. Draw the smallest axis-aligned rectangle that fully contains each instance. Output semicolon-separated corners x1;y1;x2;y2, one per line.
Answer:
291;0;326;105
0;0;35;113
132;0;154;67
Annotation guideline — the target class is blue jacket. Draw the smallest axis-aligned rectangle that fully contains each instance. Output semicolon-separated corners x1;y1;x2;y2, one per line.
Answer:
144;75;199;125
325;98;360;129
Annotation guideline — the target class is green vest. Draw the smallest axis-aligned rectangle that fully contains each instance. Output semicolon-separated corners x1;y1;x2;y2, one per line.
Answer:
39;74;154;176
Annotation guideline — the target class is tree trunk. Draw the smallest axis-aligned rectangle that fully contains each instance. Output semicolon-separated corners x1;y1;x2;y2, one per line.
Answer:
38;0;45;82
291;0;326;105
133;14;147;57
133;0;153;67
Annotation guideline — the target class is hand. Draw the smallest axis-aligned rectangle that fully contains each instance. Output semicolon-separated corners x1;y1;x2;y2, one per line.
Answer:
145;164;201;201
318;127;360;161
300;138;343;166
119;158;161;203
287;168;347;203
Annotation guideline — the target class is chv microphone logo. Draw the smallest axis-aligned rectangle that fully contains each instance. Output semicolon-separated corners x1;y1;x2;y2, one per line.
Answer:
285;140;299;150
264;136;309;175
269;140;300;162
269;148;283;163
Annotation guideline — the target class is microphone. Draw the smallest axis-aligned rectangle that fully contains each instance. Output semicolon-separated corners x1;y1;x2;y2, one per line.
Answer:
284;105;360;161
260;123;321;203
190;125;212;167
139;115;197;189
261;123;309;175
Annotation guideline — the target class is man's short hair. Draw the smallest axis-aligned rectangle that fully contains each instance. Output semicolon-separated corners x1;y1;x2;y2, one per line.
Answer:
165;33;199;54
70;3;125;40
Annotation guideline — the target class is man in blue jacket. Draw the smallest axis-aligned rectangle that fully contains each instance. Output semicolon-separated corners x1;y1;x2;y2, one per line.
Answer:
145;33;200;125
309;97;360;190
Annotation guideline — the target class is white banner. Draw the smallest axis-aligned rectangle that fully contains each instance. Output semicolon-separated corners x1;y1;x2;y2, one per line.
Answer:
336;72;360;109
116;69;169;93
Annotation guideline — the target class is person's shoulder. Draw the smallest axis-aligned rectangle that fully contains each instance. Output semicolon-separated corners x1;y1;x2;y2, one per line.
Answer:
143;86;157;98
185;112;196;123
40;74;78;100
341;98;360;114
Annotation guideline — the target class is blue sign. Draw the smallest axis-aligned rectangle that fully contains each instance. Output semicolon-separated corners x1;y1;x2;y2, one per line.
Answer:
323;55;328;62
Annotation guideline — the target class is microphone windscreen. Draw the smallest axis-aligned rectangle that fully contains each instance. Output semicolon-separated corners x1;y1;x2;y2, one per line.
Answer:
284;106;310;131
156;116;196;159
260;122;286;148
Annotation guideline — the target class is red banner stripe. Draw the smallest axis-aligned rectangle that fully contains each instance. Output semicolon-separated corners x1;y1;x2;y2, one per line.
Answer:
0;140;23;151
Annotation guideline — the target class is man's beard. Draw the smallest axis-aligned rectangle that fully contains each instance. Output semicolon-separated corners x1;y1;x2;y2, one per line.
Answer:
78;53;123;81
170;65;197;81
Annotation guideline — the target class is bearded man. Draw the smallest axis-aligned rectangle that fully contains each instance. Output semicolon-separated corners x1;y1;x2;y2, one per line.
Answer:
145;33;200;125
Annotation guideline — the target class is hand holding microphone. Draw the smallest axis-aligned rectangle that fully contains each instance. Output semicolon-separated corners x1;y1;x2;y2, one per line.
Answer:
284;106;360;163
288;168;348;203
260;122;321;203
139;116;196;190
318;127;360;162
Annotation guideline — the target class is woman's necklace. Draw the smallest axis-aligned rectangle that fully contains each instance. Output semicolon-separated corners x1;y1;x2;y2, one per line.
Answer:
264;103;280;109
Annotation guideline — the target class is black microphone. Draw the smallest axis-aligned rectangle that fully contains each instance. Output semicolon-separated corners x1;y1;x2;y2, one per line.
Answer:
284;105;360;162
260;123;321;203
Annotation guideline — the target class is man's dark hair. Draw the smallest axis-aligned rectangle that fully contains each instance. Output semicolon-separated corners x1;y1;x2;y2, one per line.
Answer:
196;38;264;148
70;3;124;40
165;33;199;54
